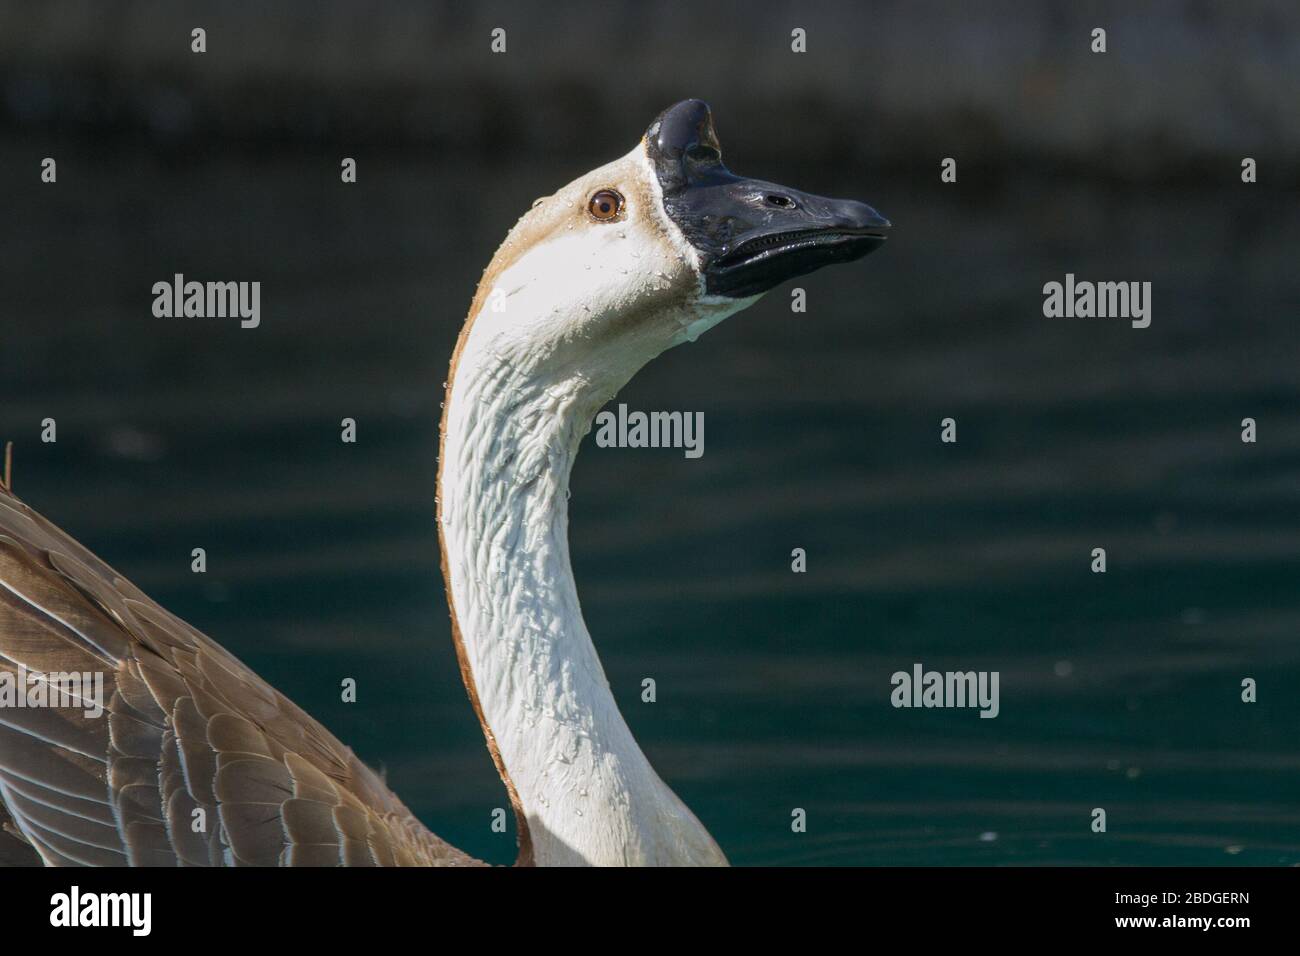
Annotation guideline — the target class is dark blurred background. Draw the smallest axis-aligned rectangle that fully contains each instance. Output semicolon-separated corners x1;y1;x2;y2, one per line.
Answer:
1;1;1297;865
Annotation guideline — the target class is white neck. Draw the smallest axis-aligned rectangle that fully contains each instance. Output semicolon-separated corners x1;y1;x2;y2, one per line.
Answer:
438;320;728;867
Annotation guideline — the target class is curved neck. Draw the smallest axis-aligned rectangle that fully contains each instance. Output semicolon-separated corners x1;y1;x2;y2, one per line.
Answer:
437;324;726;866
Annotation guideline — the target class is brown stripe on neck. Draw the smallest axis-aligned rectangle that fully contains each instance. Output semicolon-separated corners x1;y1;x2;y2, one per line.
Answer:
436;238;542;867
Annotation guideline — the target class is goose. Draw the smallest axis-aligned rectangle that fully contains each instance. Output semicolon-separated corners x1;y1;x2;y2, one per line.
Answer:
0;99;888;867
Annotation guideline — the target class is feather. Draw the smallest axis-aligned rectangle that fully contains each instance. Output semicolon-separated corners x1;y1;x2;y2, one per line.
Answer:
0;485;481;867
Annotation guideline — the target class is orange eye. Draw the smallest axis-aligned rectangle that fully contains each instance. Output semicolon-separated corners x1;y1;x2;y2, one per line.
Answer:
587;189;623;222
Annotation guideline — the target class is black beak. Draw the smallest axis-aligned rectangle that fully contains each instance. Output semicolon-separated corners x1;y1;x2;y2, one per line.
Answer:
646;100;890;299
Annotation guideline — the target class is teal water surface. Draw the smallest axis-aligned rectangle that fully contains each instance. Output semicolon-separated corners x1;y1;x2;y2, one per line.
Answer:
2;139;1298;864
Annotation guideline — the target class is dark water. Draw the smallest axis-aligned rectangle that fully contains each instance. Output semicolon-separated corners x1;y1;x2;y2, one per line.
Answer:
2;137;1298;865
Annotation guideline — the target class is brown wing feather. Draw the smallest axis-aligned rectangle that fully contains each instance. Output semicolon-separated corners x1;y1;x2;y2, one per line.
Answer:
0;485;481;867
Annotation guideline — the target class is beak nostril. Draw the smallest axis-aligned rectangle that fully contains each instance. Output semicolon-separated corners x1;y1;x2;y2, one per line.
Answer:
765;194;795;209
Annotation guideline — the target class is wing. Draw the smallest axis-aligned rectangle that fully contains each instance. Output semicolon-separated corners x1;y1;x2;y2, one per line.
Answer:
0;483;482;867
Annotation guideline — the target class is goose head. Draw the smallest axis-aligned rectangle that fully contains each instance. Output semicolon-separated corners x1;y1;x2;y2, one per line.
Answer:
464;99;889;405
